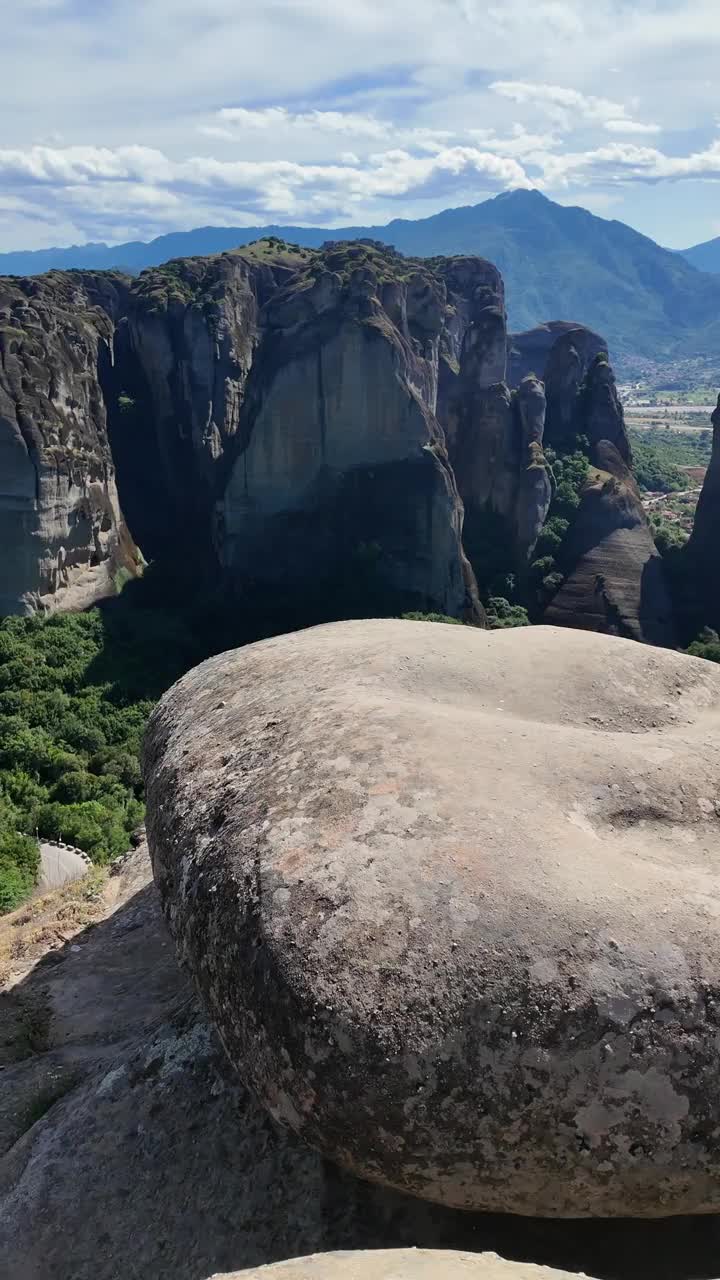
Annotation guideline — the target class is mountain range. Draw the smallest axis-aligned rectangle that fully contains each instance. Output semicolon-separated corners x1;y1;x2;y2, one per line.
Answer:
2;189;720;369
680;235;720;274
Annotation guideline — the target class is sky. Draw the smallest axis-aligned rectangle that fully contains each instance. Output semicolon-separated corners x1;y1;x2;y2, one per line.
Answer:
2;0;720;252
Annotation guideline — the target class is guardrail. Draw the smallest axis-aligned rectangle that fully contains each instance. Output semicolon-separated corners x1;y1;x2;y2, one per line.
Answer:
39;838;93;867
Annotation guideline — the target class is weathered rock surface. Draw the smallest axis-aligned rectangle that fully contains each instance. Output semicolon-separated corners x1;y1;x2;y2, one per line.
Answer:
0;271;139;614
687;395;720;632
217;246;483;620
441;264;553;574
216;1250;590;1280
537;353;673;646
6;836;720;1277
147;619;720;1219
543;445;675;645
508;322;607;391
0;242;672;642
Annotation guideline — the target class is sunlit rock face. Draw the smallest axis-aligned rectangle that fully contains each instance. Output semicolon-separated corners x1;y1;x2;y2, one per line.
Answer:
0;271;138;615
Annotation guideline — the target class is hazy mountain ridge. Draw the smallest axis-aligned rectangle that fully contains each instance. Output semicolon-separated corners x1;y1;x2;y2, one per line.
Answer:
3;190;720;366
680;235;720;274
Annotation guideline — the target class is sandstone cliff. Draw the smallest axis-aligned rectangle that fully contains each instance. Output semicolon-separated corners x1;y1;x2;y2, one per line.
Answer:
216;244;482;621
537;350;675;646
0;242;674;642
507;321;607;390
543;443;675;645
686;395;720;632
0;272;139;615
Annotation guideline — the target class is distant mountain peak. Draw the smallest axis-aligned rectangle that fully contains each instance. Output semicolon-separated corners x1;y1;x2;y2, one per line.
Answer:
2;192;720;367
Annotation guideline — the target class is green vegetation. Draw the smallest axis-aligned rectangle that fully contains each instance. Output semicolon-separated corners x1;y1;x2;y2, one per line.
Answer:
402;612;463;625
0;595;208;913
628;426;712;493
649;511;689;555
688;628;720;664
529;445;589;604
485;598;530;629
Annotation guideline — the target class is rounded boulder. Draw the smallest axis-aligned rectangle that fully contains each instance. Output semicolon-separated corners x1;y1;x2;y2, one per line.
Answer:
145;620;720;1216
211;1251;588;1280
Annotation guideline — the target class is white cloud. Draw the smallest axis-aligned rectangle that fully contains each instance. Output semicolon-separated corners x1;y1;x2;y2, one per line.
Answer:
207;107;392;139
604;119;661;135
490;80;629;126
1;0;720;249
0;140;532;240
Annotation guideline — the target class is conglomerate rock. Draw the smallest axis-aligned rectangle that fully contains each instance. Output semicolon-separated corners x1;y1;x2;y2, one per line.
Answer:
214;1251;590;1280
146;618;720;1219
0;271;139;614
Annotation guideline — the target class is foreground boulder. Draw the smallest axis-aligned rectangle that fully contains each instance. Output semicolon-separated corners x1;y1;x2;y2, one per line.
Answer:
146;619;720;1218
6;842;720;1278
216;1250;587;1280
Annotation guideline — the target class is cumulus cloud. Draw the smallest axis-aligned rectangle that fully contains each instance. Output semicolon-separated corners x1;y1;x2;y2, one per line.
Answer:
604;119;662;135
1;0;719;249
201;107;393;140
0;140;533;237
490;80;629;125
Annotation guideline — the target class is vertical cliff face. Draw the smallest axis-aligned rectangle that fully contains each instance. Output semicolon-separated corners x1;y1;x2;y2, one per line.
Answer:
218;245;481;621
542;359;675;646
0;242;677;645
687;395;720;631
438;260;553;585
0;272;139;616
121;252;295;557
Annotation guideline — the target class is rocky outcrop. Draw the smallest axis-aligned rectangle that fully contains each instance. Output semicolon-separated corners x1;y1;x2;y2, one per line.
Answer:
0;242;673;642
686;395;720;632
0;272;140;615
543;446;675;644
541;357;674;645
217;245;483;621
440;264;553;577
8;773;720;1276
219;1252;590;1280
508;322;607;390
146;618;720;1219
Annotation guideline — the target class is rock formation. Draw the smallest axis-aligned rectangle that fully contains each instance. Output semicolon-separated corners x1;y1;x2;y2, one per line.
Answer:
439;263;553;576
216;246;483;621
0;242;673;644
146;618;720;1219
540;355;674;645
507;321;607;390
543;443;675;645
218;1252;588;1280
686;394;720;632
0;271;139;615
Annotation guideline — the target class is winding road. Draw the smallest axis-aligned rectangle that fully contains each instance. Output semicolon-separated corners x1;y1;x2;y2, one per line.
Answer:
36;841;92;895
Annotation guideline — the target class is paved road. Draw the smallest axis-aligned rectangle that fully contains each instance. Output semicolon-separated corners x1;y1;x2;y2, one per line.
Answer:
36;842;91;895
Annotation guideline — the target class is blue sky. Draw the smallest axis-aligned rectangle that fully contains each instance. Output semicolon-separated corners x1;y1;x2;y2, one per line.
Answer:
2;0;720;251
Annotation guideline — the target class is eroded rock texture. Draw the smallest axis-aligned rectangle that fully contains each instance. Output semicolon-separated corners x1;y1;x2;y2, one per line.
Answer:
687;395;720;631
543;443;675;645
0;241;673;640
508;321;607;391
146;619;720;1218
0;272;139;615
218;1251;588;1280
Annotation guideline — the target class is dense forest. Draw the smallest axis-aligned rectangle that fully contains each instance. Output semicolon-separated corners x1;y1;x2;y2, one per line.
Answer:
0;584;209;911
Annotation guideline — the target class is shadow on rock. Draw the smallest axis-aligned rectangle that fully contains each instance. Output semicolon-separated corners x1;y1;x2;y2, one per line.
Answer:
2;855;720;1280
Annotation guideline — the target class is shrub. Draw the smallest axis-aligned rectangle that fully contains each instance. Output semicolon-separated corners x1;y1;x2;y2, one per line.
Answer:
486;598;531;629
401;612;463;625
